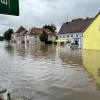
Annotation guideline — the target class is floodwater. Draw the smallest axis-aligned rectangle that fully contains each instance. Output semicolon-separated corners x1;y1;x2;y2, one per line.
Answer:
0;42;100;100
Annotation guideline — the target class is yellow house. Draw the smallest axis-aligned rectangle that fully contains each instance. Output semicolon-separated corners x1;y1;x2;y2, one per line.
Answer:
83;12;100;50
83;50;100;88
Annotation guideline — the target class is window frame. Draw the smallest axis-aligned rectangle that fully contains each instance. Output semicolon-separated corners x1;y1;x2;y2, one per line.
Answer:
76;34;78;37
67;35;69;37
71;34;73;37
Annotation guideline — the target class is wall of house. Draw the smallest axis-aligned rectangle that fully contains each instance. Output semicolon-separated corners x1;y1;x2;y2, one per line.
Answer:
58;33;83;48
58;33;82;40
26;35;40;44
11;34;15;43
16;37;21;43
16;36;25;44
11;32;23;44
48;35;56;41
12;34;41;44
58;34;66;40
83;50;100;85
83;14;100;50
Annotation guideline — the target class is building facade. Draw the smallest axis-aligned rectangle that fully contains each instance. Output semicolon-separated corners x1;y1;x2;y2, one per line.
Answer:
12;27;56;44
58;18;92;48
25;28;42;44
11;26;28;44
83;12;100;50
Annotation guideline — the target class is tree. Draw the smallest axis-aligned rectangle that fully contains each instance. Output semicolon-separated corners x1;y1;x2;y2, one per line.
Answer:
39;31;48;42
43;24;56;33
0;36;4;41
4;28;14;42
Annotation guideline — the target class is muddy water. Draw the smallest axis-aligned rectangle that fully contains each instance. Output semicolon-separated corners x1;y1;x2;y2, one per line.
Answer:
0;42;100;100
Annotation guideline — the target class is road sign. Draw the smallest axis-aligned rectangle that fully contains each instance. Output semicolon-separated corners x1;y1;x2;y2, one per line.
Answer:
0;0;19;16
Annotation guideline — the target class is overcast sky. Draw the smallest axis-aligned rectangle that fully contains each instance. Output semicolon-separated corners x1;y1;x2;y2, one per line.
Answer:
0;0;100;35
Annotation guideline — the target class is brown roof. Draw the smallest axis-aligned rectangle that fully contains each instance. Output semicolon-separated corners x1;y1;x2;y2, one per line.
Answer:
28;27;55;35
58;18;93;34
16;26;26;33
16;26;28;36
29;28;43;35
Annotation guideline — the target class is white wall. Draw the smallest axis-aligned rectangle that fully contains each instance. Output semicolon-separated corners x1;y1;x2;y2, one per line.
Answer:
48;35;56;41
57;32;83;48
25;35;40;44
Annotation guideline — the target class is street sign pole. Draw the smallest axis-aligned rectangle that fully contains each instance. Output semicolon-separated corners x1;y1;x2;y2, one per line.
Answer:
0;0;19;16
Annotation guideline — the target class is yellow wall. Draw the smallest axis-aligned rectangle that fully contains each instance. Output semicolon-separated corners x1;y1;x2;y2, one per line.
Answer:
83;14;100;50
83;50;100;88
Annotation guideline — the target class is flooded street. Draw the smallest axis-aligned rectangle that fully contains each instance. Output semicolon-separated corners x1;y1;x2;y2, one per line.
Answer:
0;42;100;100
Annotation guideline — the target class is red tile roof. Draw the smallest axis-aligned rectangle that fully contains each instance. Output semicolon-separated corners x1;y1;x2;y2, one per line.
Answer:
28;27;55;36
15;27;56;37
16;26;28;36
29;28;43;35
16;26;26;33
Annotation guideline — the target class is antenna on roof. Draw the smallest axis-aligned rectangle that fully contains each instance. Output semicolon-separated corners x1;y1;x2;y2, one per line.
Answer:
66;16;69;24
67;16;69;22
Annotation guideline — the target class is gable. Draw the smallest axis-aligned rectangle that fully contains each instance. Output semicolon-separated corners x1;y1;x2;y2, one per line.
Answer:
83;12;100;50
84;13;100;37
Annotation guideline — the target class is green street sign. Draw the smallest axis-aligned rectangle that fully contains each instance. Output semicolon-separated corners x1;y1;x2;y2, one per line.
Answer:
0;0;19;16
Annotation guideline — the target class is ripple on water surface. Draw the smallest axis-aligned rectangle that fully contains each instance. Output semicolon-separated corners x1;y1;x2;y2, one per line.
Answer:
0;43;100;100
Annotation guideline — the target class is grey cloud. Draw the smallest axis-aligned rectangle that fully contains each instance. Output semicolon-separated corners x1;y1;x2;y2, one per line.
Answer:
0;0;100;34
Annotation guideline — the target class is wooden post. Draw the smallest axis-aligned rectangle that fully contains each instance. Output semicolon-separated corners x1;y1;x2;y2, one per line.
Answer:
0;89;8;100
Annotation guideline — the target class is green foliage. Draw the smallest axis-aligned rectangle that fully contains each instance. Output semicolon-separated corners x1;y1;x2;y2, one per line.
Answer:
43;24;56;33
0;36;4;41
4;28;14;42
39;31;48;42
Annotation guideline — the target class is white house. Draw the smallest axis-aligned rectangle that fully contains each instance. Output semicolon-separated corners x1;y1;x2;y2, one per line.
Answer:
48;33;56;42
25;28;44;44
11;26;28;44
25;27;56;44
11;27;56;44
58;18;93;48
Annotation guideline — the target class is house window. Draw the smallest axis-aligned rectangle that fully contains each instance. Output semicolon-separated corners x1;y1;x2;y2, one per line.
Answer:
63;35;65;38
76;34;78;37
50;35;52;38
35;35;37;38
71;34;73;37
1;0;8;4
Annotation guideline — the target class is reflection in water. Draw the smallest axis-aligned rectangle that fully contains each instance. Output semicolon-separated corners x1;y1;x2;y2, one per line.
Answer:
13;43;56;59
57;46;82;67
4;43;14;55
83;50;100;89
0;43;100;100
